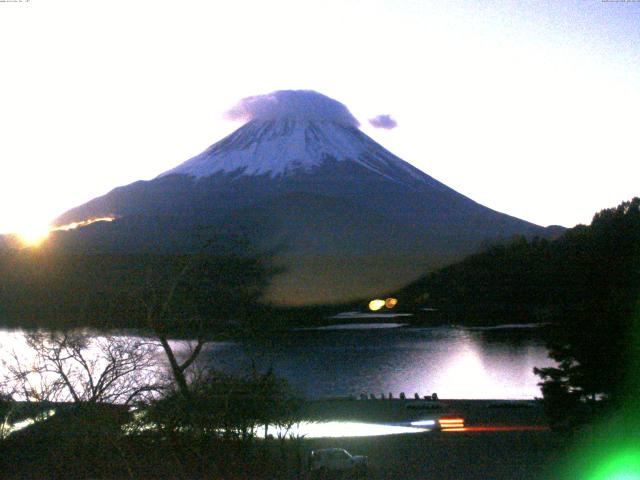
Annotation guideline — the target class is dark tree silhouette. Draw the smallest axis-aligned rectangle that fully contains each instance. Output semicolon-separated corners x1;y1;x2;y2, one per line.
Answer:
534;198;640;425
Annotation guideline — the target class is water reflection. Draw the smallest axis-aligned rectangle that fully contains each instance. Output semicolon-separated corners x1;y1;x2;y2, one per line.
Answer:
195;326;554;399
0;325;554;400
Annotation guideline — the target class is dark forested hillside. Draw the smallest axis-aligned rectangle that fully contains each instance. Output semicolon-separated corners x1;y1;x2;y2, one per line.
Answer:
402;197;640;329
0;249;275;330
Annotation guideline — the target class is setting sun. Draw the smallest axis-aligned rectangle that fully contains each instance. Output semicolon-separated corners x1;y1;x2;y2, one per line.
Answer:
15;224;51;247
10;217;116;248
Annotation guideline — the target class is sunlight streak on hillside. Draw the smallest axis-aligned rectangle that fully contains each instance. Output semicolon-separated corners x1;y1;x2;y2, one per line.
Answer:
53;216;115;232
14;217;115;248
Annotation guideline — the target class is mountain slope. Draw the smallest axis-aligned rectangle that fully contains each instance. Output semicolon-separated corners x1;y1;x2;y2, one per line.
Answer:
50;90;560;305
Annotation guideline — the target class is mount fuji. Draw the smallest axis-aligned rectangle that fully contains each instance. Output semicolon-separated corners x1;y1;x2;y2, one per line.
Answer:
49;90;559;305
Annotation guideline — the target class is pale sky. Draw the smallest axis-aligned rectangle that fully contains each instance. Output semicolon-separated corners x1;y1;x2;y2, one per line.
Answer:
1;0;639;238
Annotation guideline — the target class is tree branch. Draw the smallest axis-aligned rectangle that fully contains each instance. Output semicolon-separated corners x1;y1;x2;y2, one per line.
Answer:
178;338;206;373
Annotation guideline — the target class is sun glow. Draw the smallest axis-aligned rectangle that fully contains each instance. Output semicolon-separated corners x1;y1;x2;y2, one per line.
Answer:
16;225;52;247
12;217;115;248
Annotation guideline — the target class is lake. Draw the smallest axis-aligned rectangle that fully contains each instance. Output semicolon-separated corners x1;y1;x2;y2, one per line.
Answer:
195;323;554;400
0;324;555;400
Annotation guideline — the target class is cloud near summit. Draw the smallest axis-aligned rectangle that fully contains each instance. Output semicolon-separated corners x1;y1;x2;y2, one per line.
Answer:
369;114;398;130
225;90;360;127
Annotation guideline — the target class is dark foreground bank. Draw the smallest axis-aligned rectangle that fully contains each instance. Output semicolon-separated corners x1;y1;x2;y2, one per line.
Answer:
0;398;571;480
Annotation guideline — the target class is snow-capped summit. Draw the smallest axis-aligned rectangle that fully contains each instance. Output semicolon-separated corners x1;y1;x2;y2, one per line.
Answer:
159;91;422;183
159;118;425;183
52;90;559;306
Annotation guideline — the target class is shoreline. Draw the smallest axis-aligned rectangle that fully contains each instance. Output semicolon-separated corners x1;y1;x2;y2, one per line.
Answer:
4;397;558;479
301;398;548;428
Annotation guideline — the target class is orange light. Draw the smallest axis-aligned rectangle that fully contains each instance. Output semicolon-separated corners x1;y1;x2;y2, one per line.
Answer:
439;417;465;431
439;418;464;424
385;298;398;309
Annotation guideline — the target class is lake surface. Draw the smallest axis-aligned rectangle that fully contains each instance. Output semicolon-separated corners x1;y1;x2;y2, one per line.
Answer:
0;324;554;400
196;324;554;400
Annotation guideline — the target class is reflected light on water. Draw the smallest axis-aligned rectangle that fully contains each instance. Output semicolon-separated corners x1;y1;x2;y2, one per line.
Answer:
2;326;555;401
439;345;488;397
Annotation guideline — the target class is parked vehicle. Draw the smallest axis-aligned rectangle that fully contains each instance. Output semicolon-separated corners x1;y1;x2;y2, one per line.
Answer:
309;448;368;477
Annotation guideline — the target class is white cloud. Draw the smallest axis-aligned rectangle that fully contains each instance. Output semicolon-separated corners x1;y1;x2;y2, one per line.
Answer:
225;90;360;127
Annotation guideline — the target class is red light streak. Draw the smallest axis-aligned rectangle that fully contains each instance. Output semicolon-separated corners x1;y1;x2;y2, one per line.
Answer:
463;425;550;432
436;417;549;433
